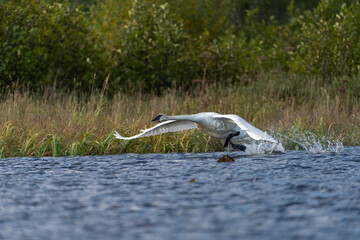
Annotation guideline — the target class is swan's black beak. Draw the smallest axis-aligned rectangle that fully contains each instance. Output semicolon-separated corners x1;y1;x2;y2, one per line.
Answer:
151;115;162;123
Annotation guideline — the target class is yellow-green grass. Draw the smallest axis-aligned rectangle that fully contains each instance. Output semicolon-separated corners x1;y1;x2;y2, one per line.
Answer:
0;73;359;158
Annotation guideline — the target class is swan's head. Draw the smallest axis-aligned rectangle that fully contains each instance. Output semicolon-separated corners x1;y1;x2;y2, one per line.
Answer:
151;113;168;123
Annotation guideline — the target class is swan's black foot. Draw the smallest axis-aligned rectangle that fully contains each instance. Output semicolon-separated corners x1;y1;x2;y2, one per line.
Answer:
230;142;246;151
224;131;240;148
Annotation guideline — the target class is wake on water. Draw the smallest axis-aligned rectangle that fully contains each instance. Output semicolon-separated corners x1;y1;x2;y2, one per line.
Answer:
242;141;286;155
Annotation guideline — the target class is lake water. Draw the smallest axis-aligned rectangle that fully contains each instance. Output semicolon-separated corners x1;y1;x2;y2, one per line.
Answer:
0;147;359;240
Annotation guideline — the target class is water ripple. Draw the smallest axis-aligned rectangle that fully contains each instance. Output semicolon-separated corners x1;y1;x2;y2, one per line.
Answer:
0;147;360;240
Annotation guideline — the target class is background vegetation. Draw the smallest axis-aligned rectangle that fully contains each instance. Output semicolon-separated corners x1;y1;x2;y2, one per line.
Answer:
0;74;358;158
0;0;359;157
4;0;360;93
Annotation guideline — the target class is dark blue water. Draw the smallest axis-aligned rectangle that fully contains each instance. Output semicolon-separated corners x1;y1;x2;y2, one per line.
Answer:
1;147;360;240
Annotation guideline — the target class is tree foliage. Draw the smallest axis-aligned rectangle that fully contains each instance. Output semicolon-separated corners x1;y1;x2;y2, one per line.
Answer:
112;0;192;94
1;0;360;97
292;0;360;78
0;0;107;90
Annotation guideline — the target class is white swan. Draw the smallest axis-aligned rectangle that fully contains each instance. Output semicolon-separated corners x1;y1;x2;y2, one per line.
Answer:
114;112;277;151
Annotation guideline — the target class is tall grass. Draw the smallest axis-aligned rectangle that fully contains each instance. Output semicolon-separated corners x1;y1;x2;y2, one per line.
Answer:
0;73;359;158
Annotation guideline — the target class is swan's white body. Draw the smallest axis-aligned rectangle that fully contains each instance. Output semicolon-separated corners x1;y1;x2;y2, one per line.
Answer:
114;112;277;143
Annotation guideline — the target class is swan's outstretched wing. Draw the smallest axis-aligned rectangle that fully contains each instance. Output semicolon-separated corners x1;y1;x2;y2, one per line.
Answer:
214;114;278;143
114;120;197;140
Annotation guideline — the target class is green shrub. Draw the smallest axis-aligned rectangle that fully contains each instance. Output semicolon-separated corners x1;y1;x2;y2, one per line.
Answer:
193;8;295;86
0;0;108;90
164;0;233;39
3;0;360;96
89;0;132;49
291;0;360;79
112;0;193;94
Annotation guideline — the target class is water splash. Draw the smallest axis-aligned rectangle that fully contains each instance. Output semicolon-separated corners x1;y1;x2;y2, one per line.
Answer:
230;129;344;155
274;130;344;154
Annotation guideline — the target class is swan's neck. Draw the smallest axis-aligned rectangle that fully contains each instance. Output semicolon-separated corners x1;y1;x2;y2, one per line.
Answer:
167;115;195;121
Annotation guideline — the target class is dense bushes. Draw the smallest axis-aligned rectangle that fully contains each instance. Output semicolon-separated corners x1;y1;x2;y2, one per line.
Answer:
292;0;360;78
1;0;360;96
112;1;193;94
0;0;108;90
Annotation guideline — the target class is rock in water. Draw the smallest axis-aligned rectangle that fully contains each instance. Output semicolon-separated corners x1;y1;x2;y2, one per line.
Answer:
217;155;235;162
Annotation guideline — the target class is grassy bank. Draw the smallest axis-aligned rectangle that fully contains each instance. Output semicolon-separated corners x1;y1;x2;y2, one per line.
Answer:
0;73;359;158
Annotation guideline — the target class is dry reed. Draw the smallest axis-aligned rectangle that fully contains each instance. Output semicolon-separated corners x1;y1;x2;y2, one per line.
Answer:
0;74;359;158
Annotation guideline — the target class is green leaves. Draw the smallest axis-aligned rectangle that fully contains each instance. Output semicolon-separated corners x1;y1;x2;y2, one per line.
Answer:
292;0;360;78
113;0;191;94
2;0;360;96
0;0;108;91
